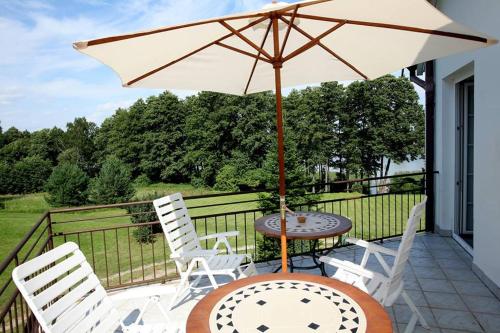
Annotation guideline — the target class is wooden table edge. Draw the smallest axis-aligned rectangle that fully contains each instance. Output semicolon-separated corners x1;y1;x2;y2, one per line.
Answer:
186;272;392;333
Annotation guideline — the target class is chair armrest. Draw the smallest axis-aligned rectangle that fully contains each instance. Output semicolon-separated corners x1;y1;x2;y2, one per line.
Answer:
109;285;177;301
346;237;398;257
198;231;239;241
319;256;376;279
170;249;218;260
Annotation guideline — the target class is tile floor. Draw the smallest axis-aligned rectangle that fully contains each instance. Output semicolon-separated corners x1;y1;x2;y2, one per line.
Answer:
112;233;500;332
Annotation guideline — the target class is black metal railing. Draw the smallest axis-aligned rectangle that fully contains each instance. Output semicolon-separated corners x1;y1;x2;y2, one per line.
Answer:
0;172;428;332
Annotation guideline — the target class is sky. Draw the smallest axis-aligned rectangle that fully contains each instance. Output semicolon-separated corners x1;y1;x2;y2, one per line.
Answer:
0;0;424;132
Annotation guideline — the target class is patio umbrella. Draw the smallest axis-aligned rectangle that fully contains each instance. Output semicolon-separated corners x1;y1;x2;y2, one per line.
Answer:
74;0;496;272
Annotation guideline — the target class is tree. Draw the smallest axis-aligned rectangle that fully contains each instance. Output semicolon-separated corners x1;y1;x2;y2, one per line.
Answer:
343;75;425;178
0;122;3;149
185;91;275;187
88;156;135;204
45;163;89;206
28;128;65;165
0;137;30;163
139;92;188;183
11;156;52;194
64;117;98;175
258;136;317;212
2;127;29;146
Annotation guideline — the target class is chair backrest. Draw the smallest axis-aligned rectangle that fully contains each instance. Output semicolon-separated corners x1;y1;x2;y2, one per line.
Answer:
12;242;121;333
153;193;201;263
382;197;427;305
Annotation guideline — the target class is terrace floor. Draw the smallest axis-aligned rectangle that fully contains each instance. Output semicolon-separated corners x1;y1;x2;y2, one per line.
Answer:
111;233;500;333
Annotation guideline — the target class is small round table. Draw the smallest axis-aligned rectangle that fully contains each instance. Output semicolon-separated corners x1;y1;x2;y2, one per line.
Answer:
187;272;393;333
254;211;352;275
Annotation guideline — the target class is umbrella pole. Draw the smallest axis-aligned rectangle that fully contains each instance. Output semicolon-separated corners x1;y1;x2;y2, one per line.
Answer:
272;16;288;273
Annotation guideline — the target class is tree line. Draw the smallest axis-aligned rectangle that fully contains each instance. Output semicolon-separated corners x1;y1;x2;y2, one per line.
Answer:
0;75;424;206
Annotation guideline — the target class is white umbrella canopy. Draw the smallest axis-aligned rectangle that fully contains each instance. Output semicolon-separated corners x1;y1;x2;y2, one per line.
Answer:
74;0;495;95
74;0;496;272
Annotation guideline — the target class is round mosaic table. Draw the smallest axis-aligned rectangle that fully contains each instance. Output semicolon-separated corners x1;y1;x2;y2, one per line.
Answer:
186;272;392;333
254;212;352;275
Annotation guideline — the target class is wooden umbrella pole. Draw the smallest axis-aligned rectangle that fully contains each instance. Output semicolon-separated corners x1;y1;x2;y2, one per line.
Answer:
272;14;288;272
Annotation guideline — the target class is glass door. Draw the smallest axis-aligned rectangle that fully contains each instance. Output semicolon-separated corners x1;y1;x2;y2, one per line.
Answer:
455;78;474;248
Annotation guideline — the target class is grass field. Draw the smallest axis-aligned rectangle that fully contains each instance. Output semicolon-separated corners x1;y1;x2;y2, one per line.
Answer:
0;183;426;307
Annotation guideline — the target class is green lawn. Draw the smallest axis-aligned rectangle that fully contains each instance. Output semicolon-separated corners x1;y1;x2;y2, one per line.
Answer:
0;184;426;306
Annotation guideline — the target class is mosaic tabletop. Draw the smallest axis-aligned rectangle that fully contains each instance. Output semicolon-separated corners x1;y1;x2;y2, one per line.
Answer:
187;273;392;333
254;211;352;240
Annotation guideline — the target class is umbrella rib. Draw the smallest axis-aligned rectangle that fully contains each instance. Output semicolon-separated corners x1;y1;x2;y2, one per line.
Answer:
75;13;269;48
279;16;368;80
219;21;273;60
125;15;269;87
284;13;489;43
282;21;346;63
216;42;271;63
276;0;331;15
244;20;273;95
279;6;299;59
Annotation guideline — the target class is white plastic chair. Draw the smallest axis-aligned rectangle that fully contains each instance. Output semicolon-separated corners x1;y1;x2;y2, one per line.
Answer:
12;242;180;333
153;193;256;309
320;198;429;333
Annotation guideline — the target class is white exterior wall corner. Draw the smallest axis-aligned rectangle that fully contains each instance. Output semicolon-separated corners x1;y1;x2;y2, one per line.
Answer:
435;0;500;287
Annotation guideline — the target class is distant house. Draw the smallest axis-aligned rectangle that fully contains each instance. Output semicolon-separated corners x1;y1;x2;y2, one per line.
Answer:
432;0;500;296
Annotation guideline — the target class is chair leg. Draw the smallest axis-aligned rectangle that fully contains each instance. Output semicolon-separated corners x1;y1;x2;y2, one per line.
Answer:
190;275;203;288
169;273;189;310
401;290;430;333
134;297;152;325
200;260;219;289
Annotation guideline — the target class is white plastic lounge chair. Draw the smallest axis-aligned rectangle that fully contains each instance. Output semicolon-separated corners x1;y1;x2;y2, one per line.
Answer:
320;198;429;333
153;193;256;309
12;242;180;333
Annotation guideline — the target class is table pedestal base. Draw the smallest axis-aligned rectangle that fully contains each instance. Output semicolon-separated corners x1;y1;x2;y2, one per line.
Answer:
273;238;339;276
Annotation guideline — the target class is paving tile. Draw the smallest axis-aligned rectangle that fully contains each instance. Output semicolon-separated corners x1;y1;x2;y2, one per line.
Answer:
452;280;494;297
395;289;428;307
424;291;468;310
435;258;470;270
442;267;481;282
429;250;462;260
404;278;422;291
398;324;442;332
411;248;433;258
414;267;447;280
431;308;483;332
424;241;452;251
418;278;456;293
410;256;439;268
462;295;500;314
392;304;437;327
474;312;500;332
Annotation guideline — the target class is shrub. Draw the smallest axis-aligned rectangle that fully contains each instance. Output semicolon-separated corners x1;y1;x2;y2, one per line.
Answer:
214;164;239;191
390;177;423;194
389;172;424;194
126;192;163;244
45;163;89;206
133;174;151;187
89;156;135;204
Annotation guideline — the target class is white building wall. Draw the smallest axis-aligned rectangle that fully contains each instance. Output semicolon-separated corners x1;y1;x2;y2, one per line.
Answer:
435;0;500;288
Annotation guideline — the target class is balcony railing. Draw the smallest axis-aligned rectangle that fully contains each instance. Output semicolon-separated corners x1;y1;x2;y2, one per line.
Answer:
0;172;428;332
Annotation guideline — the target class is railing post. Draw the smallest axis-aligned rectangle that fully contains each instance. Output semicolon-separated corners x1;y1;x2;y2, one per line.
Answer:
424;60;435;233
47;212;54;250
